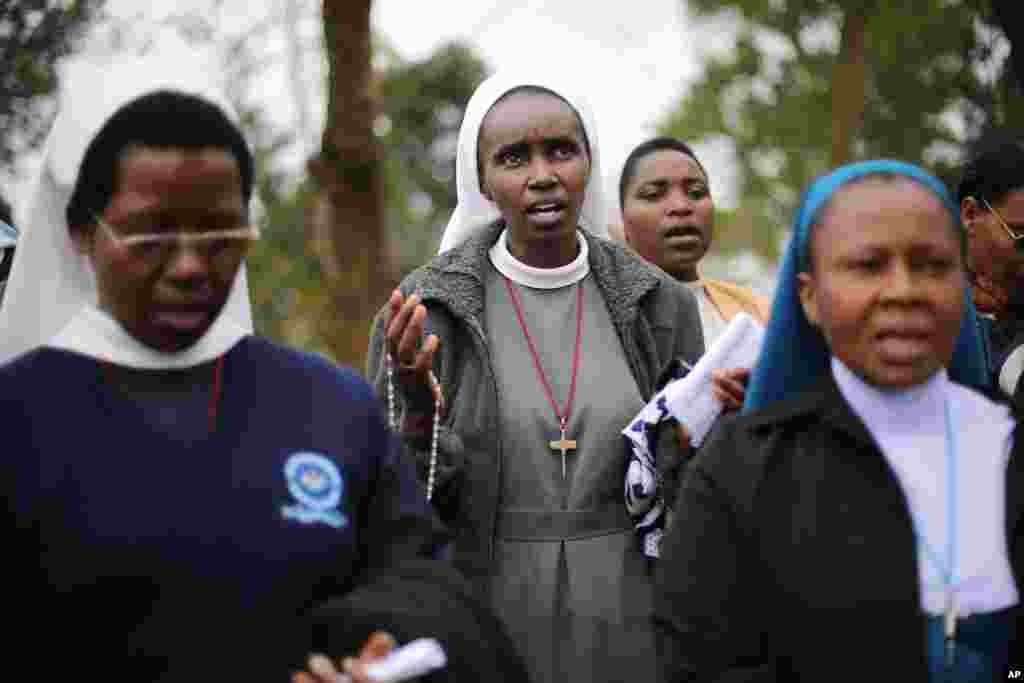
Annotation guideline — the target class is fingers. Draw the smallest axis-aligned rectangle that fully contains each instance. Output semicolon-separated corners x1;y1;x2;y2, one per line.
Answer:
388;288;403;320
296;653;347;683
342;632;397;683
385;289;404;358
416;334;441;374
308;653;341;680
728;367;751;383
343;657;372;683
297;635;393;683
672;422;691;448
385;292;423;362
360;631;397;659
712;386;740;412
396;304;428;365
712;367;748;412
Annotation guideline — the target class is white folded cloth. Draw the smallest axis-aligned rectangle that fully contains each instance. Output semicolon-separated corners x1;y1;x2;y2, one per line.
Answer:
663;312;765;447
623;313;765;558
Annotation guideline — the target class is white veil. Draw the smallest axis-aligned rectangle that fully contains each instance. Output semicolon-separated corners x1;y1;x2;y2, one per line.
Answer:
438;70;610;253
0;53;254;367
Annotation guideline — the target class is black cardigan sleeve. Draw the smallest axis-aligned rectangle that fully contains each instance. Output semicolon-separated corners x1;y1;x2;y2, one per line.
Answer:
306;412;529;682
652;422;776;683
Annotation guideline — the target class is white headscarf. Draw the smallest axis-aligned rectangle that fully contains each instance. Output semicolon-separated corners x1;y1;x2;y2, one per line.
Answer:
0;54;254;368
438;70;610;253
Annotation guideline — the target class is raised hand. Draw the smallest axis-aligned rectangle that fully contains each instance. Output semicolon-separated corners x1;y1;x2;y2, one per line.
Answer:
385;289;442;415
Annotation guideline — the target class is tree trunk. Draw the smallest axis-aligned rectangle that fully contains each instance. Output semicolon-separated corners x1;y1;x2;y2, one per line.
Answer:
830;7;870;168
309;0;393;368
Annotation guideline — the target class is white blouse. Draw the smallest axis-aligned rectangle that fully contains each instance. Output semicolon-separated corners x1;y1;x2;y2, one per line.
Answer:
683;281;728;346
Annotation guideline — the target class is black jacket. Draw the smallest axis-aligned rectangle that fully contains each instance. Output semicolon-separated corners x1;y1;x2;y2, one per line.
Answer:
653;373;1023;682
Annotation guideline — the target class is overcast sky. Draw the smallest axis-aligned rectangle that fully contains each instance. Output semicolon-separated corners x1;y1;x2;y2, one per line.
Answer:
4;0;742;222
373;0;713;212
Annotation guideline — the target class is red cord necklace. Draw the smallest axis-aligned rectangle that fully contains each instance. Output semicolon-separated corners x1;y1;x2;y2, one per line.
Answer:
102;356;224;433
503;276;583;478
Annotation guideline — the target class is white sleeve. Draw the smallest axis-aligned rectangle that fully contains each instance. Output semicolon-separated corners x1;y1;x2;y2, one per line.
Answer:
998;344;1024;397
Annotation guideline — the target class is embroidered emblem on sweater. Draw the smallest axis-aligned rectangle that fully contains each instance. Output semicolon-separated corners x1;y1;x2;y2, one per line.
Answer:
281;452;348;529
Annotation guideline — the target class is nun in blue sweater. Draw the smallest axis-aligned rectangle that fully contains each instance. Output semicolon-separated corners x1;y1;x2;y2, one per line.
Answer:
653;161;1022;682
0;57;526;683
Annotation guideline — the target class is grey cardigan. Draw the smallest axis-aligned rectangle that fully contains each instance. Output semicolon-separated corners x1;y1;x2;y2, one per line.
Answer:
367;223;704;582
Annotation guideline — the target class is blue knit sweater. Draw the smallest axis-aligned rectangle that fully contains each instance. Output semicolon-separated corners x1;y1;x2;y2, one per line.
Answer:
0;336;461;680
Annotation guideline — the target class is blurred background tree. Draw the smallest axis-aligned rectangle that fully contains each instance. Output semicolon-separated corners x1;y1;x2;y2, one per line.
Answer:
249;38;488;360
990;0;1022;88
308;0;386;368
661;0;1023;285
377;42;488;276
0;0;105;170
7;0;1018;357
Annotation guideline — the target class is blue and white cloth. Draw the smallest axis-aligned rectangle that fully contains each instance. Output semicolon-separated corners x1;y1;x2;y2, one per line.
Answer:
625;313;765;558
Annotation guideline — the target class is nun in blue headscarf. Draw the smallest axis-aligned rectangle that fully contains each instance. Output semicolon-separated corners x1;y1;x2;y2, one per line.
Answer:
653;160;1022;682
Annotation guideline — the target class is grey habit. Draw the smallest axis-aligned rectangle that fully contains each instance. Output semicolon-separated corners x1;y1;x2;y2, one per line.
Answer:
366;223;704;683
486;267;650;683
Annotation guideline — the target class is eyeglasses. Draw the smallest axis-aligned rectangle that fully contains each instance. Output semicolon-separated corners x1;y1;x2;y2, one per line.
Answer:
95;216;260;266
981;198;1024;243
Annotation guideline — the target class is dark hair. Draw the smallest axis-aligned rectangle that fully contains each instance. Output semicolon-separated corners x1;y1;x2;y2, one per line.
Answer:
66;90;254;228
956;129;1024;206
477;85;591;187
619;136;708;208
0;193;11;227
0;193;14;283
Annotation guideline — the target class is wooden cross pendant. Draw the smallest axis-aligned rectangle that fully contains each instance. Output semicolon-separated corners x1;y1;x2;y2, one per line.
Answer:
549;427;578;478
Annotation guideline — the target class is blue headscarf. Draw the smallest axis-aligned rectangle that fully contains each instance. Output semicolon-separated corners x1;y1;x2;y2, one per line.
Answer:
743;159;990;414
0;219;16;250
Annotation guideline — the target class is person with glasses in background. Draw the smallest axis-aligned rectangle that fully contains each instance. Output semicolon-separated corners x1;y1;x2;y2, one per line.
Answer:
0;58;527;683
0;194;16;306
958;130;1024;403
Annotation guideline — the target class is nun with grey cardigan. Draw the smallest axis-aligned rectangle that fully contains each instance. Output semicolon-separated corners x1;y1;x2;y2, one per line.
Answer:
366;72;703;683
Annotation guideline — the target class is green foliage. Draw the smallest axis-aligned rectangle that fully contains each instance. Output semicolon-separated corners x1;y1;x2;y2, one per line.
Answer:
0;0;105;169
713;206;780;262
662;0;1023;245
377;42;489;275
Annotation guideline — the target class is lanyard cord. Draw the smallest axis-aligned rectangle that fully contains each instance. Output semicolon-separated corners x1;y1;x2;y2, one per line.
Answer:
913;396;958;598
503;276;584;434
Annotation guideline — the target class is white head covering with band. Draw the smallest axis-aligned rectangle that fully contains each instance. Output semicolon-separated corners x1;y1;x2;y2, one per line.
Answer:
0;54;253;368
438;70;610;254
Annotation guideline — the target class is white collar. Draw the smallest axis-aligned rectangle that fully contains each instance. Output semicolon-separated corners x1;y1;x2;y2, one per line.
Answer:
488;229;589;290
831;356;947;434
48;304;247;369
